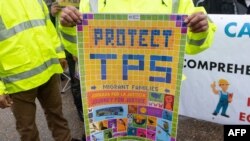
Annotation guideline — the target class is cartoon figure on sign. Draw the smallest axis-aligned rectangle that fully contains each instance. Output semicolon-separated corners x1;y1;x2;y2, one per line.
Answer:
157;121;170;136
137;128;147;137
133;114;147;128
90;122;99;133
128;105;137;114
99;121;108;130
156;119;171;141
91;134;101;141
104;129;113;139
164;94;174;111
108;119;117;132
117;118;127;131
211;79;233;118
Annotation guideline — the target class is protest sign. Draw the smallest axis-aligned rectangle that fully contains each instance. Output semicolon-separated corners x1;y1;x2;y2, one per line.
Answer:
77;13;187;141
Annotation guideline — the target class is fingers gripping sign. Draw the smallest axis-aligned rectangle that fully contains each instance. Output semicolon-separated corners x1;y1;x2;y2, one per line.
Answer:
60;6;82;27
185;12;208;33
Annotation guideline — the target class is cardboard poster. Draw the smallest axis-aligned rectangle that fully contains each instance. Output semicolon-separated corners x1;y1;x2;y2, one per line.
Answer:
77;13;187;141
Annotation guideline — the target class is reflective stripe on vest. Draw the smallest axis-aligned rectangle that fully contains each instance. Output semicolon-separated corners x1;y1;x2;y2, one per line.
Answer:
37;0;50;20
0;17;6;31
0;0;49;41
90;0;99;12
37;0;45;14
89;0;180;13
37;0;43;7
187;37;206;46
56;45;64;53
172;0;179;13
61;31;77;43
2;58;60;83
0;20;46;41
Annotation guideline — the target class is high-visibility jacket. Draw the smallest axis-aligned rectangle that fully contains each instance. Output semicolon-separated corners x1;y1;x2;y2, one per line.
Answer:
0;0;65;95
60;0;216;57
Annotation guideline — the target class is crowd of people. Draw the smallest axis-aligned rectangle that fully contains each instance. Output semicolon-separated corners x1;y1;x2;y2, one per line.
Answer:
0;0;248;141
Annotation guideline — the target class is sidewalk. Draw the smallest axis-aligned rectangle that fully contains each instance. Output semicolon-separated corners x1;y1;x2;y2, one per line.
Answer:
0;89;223;141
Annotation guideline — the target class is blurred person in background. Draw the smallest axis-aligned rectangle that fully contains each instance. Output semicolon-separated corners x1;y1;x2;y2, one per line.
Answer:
237;0;250;13
0;0;80;141
194;0;247;14
45;0;84;122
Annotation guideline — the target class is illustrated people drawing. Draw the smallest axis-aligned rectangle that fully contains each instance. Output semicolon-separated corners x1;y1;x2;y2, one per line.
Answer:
164;95;174;111
211;79;233;118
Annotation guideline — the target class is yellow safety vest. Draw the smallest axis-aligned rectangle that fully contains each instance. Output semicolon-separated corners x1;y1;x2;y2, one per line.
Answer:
60;0;216;56
0;0;65;95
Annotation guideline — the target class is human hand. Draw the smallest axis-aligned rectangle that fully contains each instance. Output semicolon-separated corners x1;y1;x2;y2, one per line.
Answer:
0;95;13;109
51;2;61;17
59;58;68;70
60;6;82;27
211;81;216;89
185;12;208;33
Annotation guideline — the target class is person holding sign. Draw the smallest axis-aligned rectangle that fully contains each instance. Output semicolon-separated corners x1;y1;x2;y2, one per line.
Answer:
59;1;216;141
59;0;216;56
58;1;216;141
0;0;80;141
58;0;217;115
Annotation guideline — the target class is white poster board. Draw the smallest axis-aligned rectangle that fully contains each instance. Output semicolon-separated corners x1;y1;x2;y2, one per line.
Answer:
180;15;250;125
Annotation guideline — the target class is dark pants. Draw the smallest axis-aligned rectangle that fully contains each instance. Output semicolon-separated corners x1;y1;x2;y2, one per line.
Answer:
11;74;72;141
65;50;83;121
214;94;229;115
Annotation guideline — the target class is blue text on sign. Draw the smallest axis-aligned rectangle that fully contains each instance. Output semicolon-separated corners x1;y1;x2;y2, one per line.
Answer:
94;28;172;47
90;54;173;83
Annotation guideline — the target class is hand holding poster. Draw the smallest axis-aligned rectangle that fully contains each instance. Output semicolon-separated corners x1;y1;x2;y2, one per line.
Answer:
77;13;187;141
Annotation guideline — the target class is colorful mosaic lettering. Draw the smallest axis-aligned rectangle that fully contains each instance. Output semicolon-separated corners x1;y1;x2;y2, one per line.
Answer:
77;13;187;141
